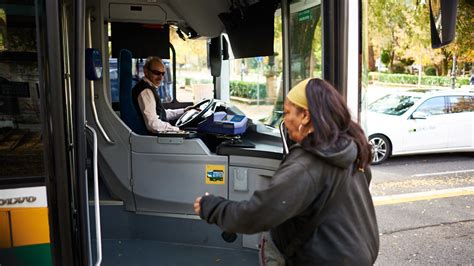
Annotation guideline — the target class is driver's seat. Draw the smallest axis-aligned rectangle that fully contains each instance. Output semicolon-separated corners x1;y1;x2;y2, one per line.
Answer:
118;49;148;135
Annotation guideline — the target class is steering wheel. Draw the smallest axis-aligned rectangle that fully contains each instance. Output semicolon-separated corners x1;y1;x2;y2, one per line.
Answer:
175;99;216;128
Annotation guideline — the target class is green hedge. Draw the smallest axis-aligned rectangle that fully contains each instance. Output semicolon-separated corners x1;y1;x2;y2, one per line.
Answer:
369;73;470;87
424;66;437;76
183;78;266;99
230;81;267;99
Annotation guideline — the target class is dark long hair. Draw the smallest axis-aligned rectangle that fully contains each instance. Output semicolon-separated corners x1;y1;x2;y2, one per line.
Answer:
304;78;372;169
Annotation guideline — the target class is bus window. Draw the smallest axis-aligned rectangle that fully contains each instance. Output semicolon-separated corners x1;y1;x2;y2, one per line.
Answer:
229;0;322;128
108;24;212;106
170;29;213;104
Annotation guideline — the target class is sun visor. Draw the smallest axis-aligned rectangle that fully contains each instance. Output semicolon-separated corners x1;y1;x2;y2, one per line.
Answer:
111;22;170;59
219;1;277;59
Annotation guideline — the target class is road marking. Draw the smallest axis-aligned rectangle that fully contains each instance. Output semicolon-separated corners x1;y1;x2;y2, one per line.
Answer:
412;169;474;177
373;186;474;206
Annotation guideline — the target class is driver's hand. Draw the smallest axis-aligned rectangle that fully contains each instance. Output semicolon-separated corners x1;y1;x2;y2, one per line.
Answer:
168;125;181;132
184;106;201;112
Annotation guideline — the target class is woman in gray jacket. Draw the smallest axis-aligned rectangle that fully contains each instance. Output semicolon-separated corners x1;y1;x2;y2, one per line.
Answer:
194;78;379;265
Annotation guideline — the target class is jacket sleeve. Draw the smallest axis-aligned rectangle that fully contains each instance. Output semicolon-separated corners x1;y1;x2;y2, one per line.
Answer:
199;161;324;234
165;108;185;121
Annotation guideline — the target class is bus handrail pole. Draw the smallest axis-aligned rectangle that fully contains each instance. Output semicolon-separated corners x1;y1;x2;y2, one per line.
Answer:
279;120;289;155
85;124;102;266
281;0;291;98
170;43;177;102
86;8;114;144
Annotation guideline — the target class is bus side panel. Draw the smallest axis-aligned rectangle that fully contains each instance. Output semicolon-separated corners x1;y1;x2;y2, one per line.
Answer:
10;207;50;246
0;210;12;248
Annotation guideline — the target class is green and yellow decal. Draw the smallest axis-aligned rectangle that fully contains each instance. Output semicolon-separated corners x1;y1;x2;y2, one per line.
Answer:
205;164;226;185
0;186;51;265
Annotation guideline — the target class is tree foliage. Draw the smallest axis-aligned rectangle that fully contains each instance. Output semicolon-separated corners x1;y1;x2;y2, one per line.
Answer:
442;0;474;71
381;50;390;65
170;29;208;68
368;0;473;76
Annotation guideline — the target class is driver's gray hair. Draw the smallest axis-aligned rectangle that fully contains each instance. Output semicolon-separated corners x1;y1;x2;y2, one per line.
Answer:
144;56;164;70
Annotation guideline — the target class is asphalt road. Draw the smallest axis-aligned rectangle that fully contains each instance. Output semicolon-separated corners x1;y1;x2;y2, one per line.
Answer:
370;153;474;265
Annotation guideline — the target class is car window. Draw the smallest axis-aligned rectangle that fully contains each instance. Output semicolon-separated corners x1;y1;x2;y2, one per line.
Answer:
368;94;421;116
449;96;474;113
415;96;447;116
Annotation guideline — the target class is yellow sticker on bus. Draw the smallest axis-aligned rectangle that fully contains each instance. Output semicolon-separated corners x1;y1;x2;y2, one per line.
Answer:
205;165;225;185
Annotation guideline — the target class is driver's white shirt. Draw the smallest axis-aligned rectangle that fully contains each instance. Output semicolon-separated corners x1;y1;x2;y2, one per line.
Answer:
137;77;184;133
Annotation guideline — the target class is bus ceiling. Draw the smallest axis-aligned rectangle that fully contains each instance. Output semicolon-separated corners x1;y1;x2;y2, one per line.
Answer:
104;0;226;38
104;0;278;59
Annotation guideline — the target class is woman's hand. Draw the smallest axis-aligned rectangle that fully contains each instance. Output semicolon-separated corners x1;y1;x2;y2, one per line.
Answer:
194;196;202;215
194;192;209;216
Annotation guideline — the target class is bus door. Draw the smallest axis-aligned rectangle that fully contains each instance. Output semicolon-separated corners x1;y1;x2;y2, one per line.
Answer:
1;0;97;265
0;2;50;265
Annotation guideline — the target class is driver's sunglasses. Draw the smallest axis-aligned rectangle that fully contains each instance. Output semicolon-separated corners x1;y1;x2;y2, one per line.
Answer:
148;68;166;76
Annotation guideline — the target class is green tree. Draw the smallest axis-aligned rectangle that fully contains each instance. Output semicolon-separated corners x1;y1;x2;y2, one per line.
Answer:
381;50;390;65
437;0;474;75
368;0;472;76
170;29;208;69
368;0;412;71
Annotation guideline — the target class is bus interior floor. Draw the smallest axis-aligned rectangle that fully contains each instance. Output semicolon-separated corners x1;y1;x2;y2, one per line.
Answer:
87;194;259;266
91;239;259;266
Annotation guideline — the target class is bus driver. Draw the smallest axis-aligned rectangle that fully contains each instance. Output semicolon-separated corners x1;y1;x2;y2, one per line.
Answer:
132;56;184;133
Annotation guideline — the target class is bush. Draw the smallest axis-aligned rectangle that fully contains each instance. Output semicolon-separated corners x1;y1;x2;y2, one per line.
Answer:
369;72;380;81
391;62;406;74
368;73;470;86
229;81;267;99
425;66;437;76
381;50;391;65
185;78;191;86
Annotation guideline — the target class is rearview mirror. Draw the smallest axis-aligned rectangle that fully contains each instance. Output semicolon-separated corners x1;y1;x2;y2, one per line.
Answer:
208;37;222;77
412;111;427;119
429;0;458;49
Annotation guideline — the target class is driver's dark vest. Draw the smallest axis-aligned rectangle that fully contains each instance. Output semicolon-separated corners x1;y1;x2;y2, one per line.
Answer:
132;79;167;128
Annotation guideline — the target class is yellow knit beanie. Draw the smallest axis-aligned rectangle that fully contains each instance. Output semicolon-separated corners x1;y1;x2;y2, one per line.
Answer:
287;78;311;109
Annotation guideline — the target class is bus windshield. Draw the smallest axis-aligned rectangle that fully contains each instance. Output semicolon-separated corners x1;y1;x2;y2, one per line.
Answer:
106;0;322;133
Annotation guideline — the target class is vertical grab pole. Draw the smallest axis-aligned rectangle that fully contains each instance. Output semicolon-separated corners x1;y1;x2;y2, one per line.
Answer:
85;124;102;266
279;120;289;155
281;0;291;98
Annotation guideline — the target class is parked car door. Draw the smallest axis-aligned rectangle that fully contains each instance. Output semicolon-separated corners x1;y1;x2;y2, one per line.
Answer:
403;96;449;152
446;95;474;148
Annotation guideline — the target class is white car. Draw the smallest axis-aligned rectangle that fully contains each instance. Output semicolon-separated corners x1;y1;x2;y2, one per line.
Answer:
365;89;474;164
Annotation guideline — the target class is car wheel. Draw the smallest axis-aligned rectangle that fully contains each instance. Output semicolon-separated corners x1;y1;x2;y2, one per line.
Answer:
369;134;391;165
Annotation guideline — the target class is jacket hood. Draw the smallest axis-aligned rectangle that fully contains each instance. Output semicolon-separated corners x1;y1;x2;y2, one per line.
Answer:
295;135;357;169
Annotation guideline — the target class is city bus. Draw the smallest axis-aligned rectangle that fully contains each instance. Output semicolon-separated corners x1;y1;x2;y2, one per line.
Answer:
0;0;457;265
